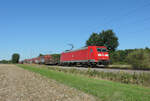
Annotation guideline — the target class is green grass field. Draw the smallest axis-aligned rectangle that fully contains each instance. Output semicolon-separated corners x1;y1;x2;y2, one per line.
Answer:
17;64;150;101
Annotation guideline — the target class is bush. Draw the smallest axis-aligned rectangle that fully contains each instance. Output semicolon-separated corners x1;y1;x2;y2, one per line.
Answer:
110;48;150;65
126;49;150;69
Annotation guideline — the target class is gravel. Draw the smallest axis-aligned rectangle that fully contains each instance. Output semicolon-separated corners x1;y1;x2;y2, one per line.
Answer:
0;64;96;101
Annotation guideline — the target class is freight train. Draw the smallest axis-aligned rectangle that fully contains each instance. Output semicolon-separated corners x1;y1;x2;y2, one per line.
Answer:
23;46;110;66
23;54;60;65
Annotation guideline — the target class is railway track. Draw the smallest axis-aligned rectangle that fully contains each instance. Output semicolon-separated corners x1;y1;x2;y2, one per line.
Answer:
48;65;150;74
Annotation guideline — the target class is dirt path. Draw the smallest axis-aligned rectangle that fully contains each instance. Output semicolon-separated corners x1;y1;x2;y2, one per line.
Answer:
0;64;96;101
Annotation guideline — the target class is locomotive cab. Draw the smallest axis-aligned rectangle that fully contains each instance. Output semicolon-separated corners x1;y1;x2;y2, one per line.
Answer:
88;46;109;65
96;47;109;65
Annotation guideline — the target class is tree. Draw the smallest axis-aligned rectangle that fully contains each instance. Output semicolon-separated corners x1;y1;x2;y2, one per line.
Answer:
110;50;128;64
99;30;119;51
39;53;44;57
86;33;101;46
86;29;119;51
12;53;20;63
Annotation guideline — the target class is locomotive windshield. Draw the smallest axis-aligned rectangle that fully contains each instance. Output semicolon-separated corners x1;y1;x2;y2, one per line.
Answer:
97;48;107;52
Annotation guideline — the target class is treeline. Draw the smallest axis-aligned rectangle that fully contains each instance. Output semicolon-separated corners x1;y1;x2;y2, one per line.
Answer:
110;48;150;69
0;60;12;64
0;53;20;64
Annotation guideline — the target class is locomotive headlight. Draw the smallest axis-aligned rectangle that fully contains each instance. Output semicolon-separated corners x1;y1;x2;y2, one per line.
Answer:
105;54;109;56
98;54;102;56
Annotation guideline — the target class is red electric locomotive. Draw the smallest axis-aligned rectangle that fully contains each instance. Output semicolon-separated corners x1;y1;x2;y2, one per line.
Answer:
60;46;109;66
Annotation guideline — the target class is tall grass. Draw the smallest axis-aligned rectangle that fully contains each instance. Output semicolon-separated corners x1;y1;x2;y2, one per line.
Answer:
46;66;150;87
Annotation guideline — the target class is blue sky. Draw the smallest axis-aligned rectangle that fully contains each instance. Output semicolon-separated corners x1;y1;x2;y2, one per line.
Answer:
0;0;150;60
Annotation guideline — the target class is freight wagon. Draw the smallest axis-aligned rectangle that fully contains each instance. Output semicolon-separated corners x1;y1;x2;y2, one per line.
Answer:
32;57;40;64
60;46;109;66
39;55;51;64
39;54;60;65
